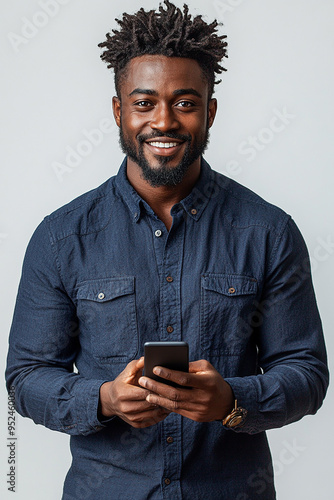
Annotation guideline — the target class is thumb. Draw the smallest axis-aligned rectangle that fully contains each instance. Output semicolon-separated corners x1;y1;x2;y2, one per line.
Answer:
123;356;144;381
189;359;213;373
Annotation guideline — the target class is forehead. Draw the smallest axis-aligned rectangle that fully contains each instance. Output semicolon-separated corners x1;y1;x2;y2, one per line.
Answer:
120;55;208;97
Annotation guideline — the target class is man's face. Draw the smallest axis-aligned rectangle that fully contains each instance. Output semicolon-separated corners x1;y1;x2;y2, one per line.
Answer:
113;55;217;187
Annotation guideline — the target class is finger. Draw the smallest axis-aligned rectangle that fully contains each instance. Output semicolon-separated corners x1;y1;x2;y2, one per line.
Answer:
188;359;212;373
125;407;170;424
122;357;145;383
145;393;198;413
139;376;194;406
136;356;145;369
115;391;170;416
126;357;145;375
147;366;195;387
124;416;165;428
138;375;187;398
123;385;152;401
145;394;208;421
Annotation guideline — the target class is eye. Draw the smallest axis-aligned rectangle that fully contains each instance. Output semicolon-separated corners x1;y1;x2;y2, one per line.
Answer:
134;100;153;108
175;101;196;109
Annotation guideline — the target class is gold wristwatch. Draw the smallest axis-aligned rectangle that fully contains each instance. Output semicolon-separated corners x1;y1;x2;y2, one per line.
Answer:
222;399;248;428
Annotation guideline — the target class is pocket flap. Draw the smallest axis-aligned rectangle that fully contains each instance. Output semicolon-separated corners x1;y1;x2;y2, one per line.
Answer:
75;277;135;302
202;274;257;296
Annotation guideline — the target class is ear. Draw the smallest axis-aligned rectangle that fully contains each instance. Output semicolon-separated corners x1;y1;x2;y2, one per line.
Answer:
208;98;217;128
112;96;121;128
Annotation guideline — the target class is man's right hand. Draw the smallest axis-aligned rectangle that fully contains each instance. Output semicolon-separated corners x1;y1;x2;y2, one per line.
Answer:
98;357;170;428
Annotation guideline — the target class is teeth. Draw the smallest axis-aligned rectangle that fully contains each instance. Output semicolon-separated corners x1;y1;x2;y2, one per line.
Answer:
148;142;179;148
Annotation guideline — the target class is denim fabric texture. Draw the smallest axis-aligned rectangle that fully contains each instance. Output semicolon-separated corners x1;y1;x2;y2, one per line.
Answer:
6;157;329;500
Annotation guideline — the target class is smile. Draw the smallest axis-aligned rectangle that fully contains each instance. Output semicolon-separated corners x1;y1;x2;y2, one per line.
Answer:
147;141;180;149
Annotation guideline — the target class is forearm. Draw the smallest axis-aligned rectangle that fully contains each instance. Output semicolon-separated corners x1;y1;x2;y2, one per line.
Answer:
6;362;107;436
98;381;115;418
225;359;329;434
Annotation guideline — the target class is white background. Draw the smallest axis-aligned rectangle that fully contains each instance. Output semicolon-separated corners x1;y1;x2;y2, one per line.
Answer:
1;0;333;498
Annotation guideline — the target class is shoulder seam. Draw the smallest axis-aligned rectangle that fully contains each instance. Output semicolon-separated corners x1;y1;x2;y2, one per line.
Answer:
42;218;67;288
267;215;292;271
45;178;116;223
213;171;285;214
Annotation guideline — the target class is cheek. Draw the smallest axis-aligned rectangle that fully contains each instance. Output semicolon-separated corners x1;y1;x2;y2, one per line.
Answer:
184;114;208;137
122;111;149;135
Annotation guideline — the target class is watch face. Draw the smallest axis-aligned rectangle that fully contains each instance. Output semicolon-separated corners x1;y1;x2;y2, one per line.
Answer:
229;414;244;427
223;407;248;428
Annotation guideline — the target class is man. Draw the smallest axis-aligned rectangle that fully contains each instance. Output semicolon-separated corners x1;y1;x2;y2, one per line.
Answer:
6;1;328;499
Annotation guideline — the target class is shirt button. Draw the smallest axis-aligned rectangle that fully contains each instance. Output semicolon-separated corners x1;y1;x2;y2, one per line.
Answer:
191;208;197;215
155;229;162;237
164;478;171;485
98;292;105;300
166;276;173;283
228;287;236;294
166;325;174;333
166;436;174;444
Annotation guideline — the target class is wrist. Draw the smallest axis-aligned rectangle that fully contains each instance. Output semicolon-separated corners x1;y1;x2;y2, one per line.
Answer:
221;381;235;420
222;399;248;428
98;381;115;419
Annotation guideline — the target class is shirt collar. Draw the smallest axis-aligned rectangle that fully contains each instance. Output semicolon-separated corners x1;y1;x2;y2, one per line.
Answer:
115;156;214;223
178;157;213;221
115;157;146;223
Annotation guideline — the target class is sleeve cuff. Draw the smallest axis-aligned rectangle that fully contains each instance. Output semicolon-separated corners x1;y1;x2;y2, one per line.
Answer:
223;376;260;434
76;379;114;435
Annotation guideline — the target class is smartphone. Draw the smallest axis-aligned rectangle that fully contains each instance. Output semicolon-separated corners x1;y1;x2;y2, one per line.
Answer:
144;341;189;388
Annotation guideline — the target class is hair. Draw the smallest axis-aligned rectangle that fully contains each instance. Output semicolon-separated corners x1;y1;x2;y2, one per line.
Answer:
98;0;228;100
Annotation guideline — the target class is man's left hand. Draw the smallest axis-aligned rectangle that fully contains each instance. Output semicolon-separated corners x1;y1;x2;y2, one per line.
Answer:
138;359;234;422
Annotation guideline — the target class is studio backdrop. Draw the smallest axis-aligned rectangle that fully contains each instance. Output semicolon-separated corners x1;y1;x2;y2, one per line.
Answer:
1;1;333;499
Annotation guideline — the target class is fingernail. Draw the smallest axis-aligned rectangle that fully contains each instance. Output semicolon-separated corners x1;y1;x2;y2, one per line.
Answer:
139;377;146;387
153;367;161;376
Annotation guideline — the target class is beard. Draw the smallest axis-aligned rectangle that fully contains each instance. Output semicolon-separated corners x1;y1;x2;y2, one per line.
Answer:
119;123;210;187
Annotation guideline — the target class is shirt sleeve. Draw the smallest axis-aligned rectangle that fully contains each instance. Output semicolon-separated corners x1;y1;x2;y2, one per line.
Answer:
5;220;108;436
224;217;329;434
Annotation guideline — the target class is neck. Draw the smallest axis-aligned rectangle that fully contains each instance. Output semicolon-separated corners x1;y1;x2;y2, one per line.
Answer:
126;157;201;230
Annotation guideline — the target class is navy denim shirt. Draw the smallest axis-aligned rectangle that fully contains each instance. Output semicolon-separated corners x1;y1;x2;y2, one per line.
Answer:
6;158;328;500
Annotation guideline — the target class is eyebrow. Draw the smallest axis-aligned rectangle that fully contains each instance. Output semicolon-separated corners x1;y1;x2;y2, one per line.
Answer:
128;88;202;98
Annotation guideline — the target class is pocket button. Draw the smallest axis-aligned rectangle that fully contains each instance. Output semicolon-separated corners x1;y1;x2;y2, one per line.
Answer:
228;287;236;294
98;292;105;300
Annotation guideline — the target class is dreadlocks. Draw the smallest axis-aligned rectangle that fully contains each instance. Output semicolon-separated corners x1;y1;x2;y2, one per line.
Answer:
98;0;228;99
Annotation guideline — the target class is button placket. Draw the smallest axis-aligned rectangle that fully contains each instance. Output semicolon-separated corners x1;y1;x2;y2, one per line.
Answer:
151;214;183;497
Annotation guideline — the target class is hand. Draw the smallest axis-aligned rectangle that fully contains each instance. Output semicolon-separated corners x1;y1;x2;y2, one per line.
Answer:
138;359;234;422
99;357;170;428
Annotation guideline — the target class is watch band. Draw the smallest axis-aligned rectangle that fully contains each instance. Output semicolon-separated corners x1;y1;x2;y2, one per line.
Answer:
222;399;248;428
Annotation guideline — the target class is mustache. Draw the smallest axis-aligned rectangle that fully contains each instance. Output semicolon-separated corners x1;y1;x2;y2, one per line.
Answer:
137;131;191;143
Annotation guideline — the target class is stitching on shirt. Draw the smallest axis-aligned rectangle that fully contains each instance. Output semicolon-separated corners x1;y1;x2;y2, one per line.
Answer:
212;170;278;209
47;185;113;222
211;171;289;233
43;219;68;290
267;216;292;272
46;198;117;244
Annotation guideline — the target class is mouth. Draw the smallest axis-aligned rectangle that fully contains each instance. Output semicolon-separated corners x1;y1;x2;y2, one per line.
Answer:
145;138;186;156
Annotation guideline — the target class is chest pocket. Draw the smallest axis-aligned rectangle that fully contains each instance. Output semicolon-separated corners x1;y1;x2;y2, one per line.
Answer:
200;273;258;356
75;277;138;363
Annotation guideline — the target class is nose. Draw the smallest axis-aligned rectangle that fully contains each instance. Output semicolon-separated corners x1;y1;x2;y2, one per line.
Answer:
150;103;180;132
